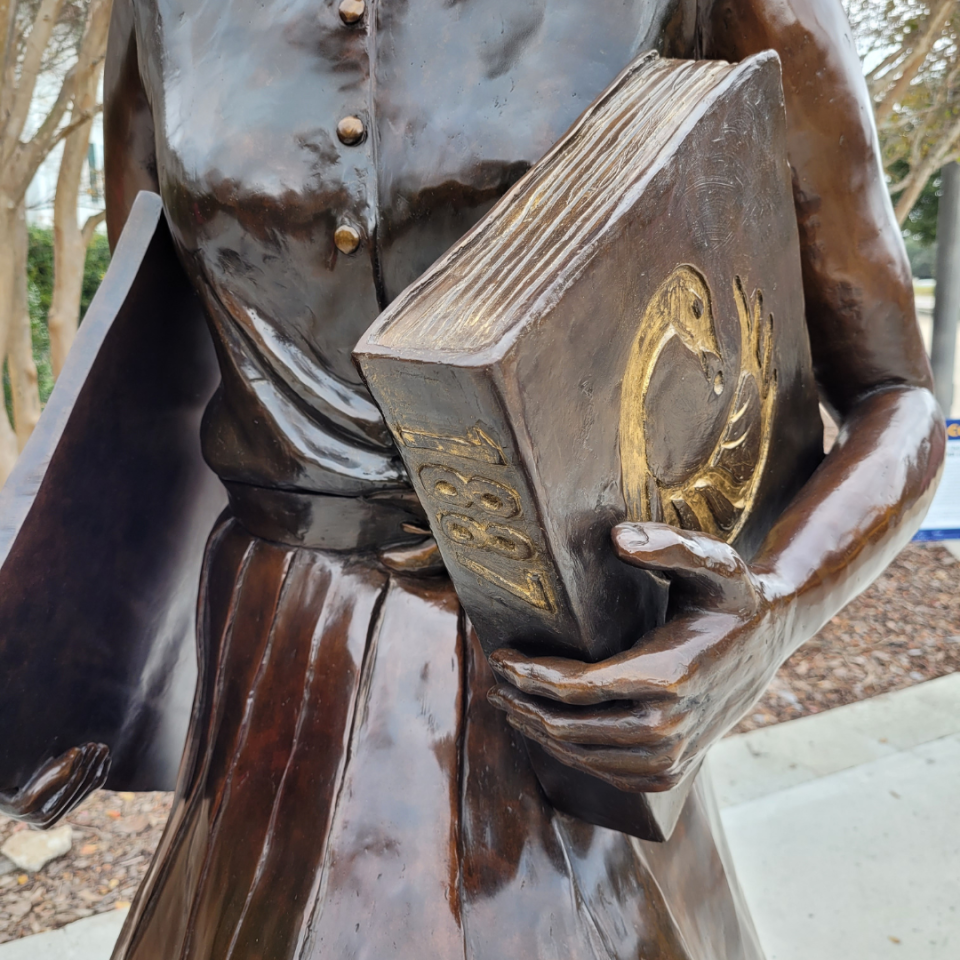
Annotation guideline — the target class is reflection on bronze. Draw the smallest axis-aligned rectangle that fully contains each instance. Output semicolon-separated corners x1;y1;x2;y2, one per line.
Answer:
620;267;778;540
0;0;946;957
338;0;365;26
0;744;110;828
336;115;366;146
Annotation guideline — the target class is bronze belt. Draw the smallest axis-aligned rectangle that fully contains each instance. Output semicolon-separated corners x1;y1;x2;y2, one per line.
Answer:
225;481;431;553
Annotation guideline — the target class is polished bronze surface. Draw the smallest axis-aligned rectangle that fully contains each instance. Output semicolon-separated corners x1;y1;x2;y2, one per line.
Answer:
0;0;943;956
356;50;822;841
0;194;224;798
334;221;362;254
336;115;366;145
0;744;111;828
338;0;365;26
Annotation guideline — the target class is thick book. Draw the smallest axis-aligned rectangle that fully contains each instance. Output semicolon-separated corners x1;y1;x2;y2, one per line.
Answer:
355;51;823;841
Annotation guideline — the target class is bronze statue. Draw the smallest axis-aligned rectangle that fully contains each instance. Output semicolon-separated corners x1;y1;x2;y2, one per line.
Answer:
0;1;944;957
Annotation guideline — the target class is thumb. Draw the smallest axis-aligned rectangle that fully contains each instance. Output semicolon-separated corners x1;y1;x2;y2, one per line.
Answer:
613;521;759;615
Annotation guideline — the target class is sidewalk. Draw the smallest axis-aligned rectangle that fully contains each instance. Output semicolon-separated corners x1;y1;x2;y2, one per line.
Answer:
0;909;127;959
712;672;960;958
1;674;958;959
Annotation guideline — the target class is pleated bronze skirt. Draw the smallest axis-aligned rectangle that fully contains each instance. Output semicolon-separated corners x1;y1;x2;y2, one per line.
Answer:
111;514;762;960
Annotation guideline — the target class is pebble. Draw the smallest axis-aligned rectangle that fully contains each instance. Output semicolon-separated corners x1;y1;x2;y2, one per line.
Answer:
1;825;72;873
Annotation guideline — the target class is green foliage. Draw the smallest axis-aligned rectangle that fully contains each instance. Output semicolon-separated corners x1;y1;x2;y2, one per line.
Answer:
4;226;111;425
894;159;941;247
889;156;941;278
81;232;111;320
905;237;938;278
26;227;55;406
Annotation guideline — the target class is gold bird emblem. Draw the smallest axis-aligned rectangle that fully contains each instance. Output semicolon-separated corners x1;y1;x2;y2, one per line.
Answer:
619;265;777;542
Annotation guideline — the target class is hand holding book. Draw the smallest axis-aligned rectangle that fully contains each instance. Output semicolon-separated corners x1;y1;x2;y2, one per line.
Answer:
356;51;825;840
487;522;781;794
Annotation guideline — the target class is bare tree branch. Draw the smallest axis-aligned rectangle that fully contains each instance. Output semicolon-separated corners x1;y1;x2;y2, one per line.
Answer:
875;0;958;124
895;109;960;222
1;0;67;149
80;207;105;244
4;59;77;189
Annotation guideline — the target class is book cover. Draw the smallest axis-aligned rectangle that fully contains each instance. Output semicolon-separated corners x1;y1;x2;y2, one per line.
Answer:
355;51;823;840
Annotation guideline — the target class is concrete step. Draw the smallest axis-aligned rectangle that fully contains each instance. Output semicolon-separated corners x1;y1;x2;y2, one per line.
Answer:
712;672;960;959
0;908;127;960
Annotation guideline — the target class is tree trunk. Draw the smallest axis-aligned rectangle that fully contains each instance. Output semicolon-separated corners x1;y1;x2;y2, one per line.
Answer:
894;110;960;224
48;0;112;379
0;0;113;484
6;200;42;452
0;199;22;483
48;119;98;378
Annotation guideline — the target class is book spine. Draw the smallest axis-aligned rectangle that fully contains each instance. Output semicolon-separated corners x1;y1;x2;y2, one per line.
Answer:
361;356;582;657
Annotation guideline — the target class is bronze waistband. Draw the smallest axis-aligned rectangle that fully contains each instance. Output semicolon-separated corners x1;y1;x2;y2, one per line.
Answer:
225;482;431;552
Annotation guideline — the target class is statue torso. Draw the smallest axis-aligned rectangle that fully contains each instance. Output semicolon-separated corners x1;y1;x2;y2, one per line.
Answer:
134;0;699;493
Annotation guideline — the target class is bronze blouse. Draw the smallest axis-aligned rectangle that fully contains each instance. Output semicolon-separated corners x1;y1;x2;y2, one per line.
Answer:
126;0;700;495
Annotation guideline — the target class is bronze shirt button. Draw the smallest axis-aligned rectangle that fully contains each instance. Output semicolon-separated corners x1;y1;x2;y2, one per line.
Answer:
339;0;365;25
335;222;362;255
337;115;365;146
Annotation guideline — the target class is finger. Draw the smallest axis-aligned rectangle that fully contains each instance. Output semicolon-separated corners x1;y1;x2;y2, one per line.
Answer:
489;647;680;706
488;684;682;747
379;538;445;575
59;744;110;815
34;744;110;826
612;522;757;613
514;721;688;793
21;747;82;803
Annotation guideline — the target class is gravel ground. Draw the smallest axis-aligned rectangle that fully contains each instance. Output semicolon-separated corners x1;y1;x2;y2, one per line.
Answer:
734;540;960;732
1;540;957;942
0;791;170;944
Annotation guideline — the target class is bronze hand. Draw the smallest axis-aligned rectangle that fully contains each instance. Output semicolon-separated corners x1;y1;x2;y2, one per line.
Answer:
489;523;777;793
489;384;944;793
0;743;111;827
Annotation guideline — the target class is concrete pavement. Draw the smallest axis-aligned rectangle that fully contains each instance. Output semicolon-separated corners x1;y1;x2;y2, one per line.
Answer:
0;908;127;960
712;672;960;959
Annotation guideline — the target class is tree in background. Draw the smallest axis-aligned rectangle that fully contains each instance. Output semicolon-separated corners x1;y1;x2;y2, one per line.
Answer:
846;0;960;224
0;0;111;483
47;0;109;378
20;224;108;408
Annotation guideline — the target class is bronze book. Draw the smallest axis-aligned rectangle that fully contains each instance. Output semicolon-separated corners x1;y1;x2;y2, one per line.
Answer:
355;51;823;840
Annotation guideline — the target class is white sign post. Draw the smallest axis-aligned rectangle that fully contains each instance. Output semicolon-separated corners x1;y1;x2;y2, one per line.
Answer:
915;420;960;541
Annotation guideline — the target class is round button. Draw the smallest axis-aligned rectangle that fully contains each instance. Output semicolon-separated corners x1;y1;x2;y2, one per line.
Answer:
339;0;365;25
337;115;365;146
335;222;362;255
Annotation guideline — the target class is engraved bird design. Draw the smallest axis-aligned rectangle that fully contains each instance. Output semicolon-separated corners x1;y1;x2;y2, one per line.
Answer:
620;264;777;542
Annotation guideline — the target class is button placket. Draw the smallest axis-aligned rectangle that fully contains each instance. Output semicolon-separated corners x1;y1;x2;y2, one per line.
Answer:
333;0;374;258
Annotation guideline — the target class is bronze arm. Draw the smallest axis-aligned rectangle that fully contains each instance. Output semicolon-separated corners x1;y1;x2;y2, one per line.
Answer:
700;0;944;636
489;0;945;792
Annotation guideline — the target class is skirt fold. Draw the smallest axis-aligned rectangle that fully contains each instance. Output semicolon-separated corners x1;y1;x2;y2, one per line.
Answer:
113;519;762;960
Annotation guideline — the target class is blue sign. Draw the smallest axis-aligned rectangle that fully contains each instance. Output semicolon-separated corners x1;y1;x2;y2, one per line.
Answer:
915;419;960;541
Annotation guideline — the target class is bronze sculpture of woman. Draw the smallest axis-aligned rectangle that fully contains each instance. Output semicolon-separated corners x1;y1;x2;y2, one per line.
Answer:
0;0;945;957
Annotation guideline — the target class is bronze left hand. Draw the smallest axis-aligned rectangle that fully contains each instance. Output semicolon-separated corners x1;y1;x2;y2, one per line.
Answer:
488;521;787;793
0;743;111;827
